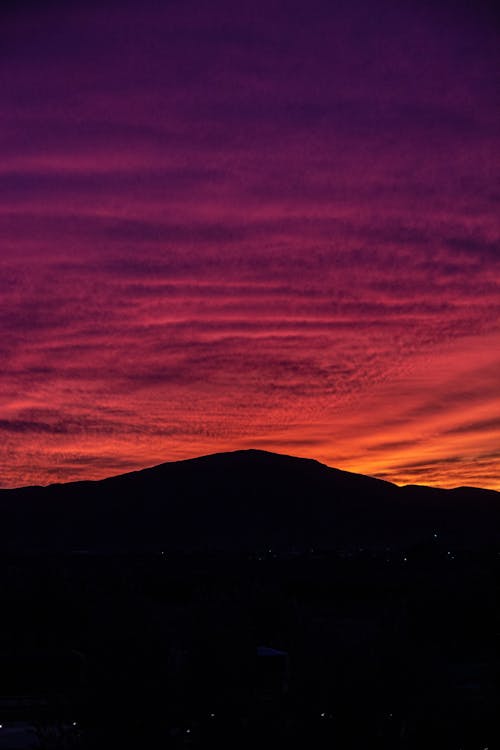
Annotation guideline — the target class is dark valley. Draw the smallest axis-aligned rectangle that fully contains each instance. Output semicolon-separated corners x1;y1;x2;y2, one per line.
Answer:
0;451;497;748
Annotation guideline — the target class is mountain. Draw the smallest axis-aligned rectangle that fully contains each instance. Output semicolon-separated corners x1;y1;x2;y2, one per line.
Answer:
0;449;498;553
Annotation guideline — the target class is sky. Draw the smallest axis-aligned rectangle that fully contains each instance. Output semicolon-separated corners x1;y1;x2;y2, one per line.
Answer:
1;0;499;489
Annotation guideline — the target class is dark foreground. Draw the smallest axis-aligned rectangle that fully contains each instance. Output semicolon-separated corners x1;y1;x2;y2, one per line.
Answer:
0;545;497;749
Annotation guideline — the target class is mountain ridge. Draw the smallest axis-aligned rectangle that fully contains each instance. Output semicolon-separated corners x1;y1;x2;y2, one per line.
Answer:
0;449;498;553
2;448;495;494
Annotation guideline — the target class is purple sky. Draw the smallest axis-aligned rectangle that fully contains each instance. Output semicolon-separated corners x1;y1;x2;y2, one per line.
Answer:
1;0;499;488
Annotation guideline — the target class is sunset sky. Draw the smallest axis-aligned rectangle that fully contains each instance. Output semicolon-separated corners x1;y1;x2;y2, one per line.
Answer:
1;0;499;489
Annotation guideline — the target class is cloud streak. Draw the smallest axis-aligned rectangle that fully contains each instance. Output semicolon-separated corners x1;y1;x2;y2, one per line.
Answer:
0;0;499;488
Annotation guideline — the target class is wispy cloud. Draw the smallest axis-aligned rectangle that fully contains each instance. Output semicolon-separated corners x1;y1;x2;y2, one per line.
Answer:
0;0;498;488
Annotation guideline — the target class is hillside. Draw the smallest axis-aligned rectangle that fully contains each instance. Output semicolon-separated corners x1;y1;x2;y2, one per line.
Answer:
0;449;498;552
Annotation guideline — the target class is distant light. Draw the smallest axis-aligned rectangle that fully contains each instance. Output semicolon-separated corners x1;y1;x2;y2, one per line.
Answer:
433;533;438;539
403;557;407;562
186;729;191;734
209;713;215;718
320;712;326;718
72;722;77;727
0;724;3;729
447;551;451;555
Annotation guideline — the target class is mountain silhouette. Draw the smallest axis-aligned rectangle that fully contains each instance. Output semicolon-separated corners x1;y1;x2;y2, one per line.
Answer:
0;449;498;552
